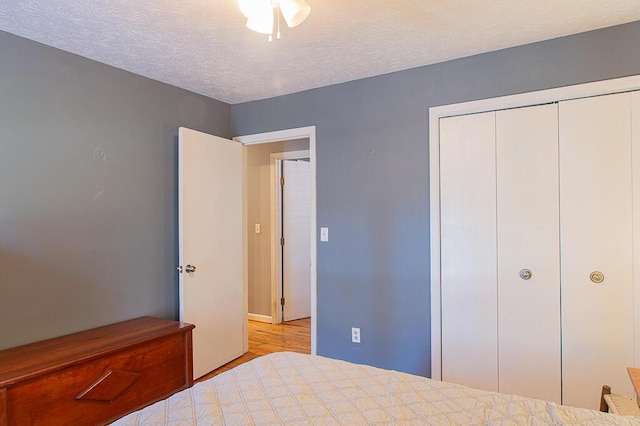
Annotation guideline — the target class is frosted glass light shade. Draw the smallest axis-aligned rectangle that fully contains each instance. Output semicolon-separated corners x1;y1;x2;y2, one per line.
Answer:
246;12;273;34
238;0;271;18
279;0;311;28
240;0;275;34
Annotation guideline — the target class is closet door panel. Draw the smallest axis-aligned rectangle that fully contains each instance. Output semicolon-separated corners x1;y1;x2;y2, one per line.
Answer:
440;112;498;392
496;104;561;402
560;93;634;409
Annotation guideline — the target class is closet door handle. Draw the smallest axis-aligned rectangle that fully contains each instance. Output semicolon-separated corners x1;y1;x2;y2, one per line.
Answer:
590;271;604;284
185;265;197;273
519;269;532;280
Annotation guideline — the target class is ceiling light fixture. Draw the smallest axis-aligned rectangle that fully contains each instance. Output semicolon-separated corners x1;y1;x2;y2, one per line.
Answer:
238;0;311;42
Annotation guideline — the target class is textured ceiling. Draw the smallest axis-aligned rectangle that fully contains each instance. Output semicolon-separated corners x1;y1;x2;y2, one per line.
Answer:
0;1;639;104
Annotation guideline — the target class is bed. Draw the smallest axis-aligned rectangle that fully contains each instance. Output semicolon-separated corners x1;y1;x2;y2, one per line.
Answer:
112;351;638;425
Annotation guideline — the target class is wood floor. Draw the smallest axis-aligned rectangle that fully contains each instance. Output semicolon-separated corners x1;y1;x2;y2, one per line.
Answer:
196;317;311;383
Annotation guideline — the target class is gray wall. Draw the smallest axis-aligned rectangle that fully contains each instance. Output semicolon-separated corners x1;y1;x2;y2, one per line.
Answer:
232;21;640;377
247;139;309;316
0;31;231;350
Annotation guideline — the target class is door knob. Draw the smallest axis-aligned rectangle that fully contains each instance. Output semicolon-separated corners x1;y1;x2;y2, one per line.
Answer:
519;269;532;280
590;271;604;284
185;264;197;273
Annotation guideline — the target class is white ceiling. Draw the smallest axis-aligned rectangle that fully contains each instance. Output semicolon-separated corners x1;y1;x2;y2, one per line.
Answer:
1;1;639;104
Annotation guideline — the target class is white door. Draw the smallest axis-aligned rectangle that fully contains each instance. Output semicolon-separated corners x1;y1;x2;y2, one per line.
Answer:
440;111;498;392
560;93;634;408
496;104;561;402
178;127;244;379
282;160;311;321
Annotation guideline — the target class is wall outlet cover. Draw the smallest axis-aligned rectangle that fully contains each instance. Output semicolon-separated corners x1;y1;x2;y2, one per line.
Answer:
351;327;360;343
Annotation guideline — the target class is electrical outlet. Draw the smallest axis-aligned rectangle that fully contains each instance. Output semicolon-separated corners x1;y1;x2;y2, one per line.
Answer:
255;224;261;234
351;327;360;343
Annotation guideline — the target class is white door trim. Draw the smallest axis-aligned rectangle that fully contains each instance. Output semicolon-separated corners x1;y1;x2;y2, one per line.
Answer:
272;151;311;325
430;74;640;381
237;127;315;145
235;126;318;355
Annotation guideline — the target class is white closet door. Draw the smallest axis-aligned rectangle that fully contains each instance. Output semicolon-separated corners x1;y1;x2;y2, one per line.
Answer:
440;111;498;392
496;104;561;402
560;93;634;409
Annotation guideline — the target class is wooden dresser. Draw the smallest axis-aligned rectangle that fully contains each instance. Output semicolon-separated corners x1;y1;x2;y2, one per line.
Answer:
0;316;194;426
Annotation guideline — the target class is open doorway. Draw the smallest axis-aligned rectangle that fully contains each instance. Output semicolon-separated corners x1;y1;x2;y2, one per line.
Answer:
237;126;317;355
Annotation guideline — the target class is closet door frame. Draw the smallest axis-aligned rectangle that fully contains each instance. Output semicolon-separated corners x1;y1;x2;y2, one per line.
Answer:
429;74;640;381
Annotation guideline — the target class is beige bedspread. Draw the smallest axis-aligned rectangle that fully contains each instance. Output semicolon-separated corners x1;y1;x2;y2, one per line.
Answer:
113;352;639;425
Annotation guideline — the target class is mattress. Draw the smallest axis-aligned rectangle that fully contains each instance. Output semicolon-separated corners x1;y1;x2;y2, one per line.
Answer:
112;352;638;425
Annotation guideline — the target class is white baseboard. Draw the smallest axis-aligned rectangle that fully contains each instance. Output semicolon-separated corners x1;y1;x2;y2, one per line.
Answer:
248;313;272;323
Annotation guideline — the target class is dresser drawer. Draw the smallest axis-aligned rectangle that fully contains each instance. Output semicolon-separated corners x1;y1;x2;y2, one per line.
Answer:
0;317;194;426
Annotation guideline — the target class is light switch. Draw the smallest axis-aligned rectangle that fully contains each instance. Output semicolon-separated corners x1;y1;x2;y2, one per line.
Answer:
255;224;261;234
320;227;329;242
